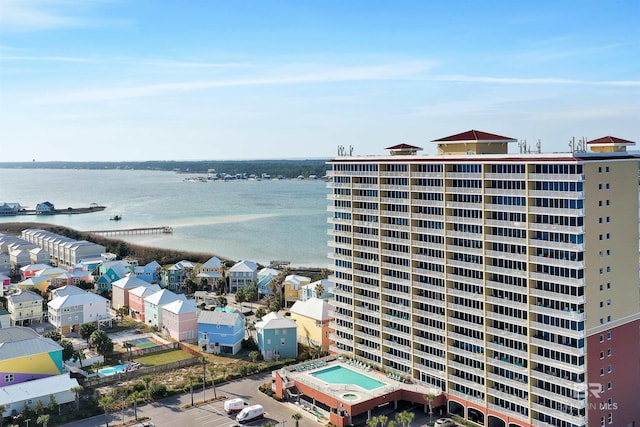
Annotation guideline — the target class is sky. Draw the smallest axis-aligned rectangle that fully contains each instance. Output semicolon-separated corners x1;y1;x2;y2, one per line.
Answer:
0;0;638;162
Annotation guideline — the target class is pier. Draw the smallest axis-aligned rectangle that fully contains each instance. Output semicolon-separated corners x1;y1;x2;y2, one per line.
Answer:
88;226;173;236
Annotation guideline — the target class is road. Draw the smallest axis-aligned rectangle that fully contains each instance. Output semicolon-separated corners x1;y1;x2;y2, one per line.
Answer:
63;372;322;427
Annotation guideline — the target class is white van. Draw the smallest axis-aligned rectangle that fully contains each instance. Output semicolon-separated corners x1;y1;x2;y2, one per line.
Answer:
236;404;264;424
224;398;249;414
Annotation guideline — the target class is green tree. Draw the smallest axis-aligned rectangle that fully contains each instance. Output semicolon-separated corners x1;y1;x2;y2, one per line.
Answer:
47;395;58;417
314;281;325;298
59;340;74;361
292;413;303;427
395;411;415;427
366;416;379;427
36;414;49;427
117;305;129;321
424;393;436;418
187;374;198;406
216;296;227;308
0;403;8;427
235;288;246;304
72;349;86;368
79;322;97;343
200;356;208;401
98;395;114;427
89;330;114;355
377;415;388;427
127;391;141;421
207;366;217;398
249;350;260;363
33;400;44;415
255;307;266;320
70;386;83;412
142;376;153;401
42;330;62;342
123;341;133;360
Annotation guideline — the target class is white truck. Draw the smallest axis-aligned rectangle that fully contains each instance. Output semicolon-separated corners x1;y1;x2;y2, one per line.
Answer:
236;404;264;424
224;398;249;414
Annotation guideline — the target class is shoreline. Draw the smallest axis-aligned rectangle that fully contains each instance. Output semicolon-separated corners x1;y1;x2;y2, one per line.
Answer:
3;205;106;216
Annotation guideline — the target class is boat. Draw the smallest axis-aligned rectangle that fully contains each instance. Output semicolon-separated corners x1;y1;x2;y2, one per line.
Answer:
110;215;122;221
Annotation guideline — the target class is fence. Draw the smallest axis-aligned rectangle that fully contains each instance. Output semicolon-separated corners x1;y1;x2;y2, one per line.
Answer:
83;357;200;388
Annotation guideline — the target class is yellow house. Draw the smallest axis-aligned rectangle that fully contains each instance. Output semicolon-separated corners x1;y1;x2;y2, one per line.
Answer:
7;290;45;326
17;276;51;294
283;274;310;307
289;297;333;349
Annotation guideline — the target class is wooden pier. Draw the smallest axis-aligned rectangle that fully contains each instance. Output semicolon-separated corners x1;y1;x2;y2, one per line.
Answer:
88;226;173;236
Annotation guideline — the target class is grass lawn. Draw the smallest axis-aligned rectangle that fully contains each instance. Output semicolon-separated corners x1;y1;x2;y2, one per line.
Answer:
133;349;195;366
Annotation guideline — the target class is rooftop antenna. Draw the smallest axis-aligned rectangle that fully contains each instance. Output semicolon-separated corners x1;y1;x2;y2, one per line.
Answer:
518;140;526;154
536;139;541;154
568;137;576;153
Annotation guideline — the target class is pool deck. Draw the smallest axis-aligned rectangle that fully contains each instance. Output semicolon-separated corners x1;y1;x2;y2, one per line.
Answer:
282;357;438;405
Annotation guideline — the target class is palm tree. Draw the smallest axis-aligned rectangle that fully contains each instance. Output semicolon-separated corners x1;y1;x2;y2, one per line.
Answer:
207;365;217;398
249;350;260;363
291;413;303;427
423;393;436;419
200;356;208;402
36;414;49;427
187;374;198;406
98;395;114;427
314;281;325;298
394;411;415;427
142;376;153;401
123;341;133;360
263;423;276;427
70;386;83;411
366;416;379;427
221;366;228;381
377;415;388;427
127;391;141;421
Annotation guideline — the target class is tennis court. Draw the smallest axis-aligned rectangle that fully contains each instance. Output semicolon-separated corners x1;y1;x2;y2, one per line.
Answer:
129;336;161;349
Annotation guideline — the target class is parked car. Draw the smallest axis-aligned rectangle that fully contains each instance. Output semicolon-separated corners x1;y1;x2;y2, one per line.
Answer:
434;418;455;427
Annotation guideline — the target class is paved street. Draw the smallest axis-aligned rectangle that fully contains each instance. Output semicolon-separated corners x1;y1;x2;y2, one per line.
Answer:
62;372;324;427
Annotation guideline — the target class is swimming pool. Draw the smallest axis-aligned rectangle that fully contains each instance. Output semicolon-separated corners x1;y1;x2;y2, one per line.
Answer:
311;366;386;390
99;364;129;376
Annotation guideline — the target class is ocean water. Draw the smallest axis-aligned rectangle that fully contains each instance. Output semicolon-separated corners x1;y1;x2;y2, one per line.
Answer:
0;168;330;268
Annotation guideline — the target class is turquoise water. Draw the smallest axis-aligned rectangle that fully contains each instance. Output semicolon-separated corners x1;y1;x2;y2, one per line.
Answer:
0;168;329;267
99;364;129;376
311;366;386;390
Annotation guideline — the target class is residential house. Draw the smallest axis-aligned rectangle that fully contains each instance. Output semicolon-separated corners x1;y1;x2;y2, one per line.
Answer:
283;274;311;307
20;263;50;280
0;373;79;418
111;275;150;310
0;327;64;386
255;311;297;361
197;308;245;355
0;251;9;274
0;273;10;296
94;260;134;292
290;297;334;349
21;229;106;266
299;279;335;301
228;260;258;293
16;276;50;294
48;286;111;334
128;284;161;322
35;201;55;213
161;299;199;342
29;247;50;265
0;202;21;215
164;260;196;292
256;268;280;297
196;256;223;290
0;308;10;328
6;290;44;326
9;248;31;272
134;260;162;283
144;289;186;328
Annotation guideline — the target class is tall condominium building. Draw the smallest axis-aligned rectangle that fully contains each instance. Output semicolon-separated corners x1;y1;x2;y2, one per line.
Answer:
327;130;640;427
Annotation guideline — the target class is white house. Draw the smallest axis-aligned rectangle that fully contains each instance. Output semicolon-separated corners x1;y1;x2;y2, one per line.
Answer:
228;260;258;293
48;286;111;334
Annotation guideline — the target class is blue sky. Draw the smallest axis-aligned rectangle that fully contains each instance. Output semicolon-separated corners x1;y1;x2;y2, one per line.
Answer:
0;0;638;162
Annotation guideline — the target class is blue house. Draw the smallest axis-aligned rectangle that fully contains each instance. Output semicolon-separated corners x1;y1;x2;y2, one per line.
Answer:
134;260;162;283
255;312;297;361
257;268;280;297
197;308;245;355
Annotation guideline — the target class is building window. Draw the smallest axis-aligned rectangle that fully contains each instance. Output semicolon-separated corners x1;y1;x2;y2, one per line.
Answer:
607;348;612;357
281;338;285;345
607;315;611;322
606;183;610;189
599;334;604;342
606;166;610;172
608;365;612;373
4;374;13;383
600;301;604;308
608;413;613;424
599;284;604;291
607;381;612;390
600;416;605;427
607;331;612;340
600;351;604;359
600;368;604;376
607;282;611;289
607;299;611;306
598;184;602;190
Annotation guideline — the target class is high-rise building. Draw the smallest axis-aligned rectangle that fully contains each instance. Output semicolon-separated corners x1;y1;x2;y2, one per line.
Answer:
327;130;640;427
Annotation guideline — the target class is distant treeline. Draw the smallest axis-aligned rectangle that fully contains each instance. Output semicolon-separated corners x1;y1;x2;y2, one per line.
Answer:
0;159;330;179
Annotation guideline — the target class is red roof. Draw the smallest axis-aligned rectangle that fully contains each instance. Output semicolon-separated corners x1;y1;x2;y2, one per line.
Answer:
586;136;635;145
385;143;422;150
432;130;516;142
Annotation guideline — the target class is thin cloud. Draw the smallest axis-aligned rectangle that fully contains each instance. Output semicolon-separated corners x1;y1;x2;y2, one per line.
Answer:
31;61;436;104
0;0;128;32
429;74;640;87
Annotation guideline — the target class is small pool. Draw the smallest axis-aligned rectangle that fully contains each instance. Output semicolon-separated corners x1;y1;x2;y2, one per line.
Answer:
311;366;386;390
341;393;359;401
99;364;129;376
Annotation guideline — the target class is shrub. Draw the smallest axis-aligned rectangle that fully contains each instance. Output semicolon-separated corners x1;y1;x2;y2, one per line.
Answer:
150;383;168;399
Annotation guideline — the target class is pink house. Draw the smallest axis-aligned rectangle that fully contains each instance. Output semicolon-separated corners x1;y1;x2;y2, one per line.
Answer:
128;284;161;322
161;299;198;342
111;275;150;310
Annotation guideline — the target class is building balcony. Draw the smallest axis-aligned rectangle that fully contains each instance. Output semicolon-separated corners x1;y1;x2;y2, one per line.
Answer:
530;304;585;322
383;351;411;365
382;325;412;340
446;273;483;287
529;287;585;304
529;189;584;199
414;363;446;380
445;215;483;225
410;185;443;193
528;222;585;234
382;313;411;326
485;280;528;295
446;172;482;179
448;389;485;406
486;387;529;408
529;321;584;340
485;295;527;310
411;226;445;236
448;303;484;318
412;198;445;207
448;287;484;301
354;293;379;306
413;325;446;338
447;345;484;362
530;402;586;427
531;386;585;409
487;372;528;391
486;403;529;423
413;279;446;292
484;203;527;213
485;249;527;263
530;337;586;357
448;331;484;348
485;310;528;327
486;357;527;374
485;173;526;180
449;360;485;379
411;254;445;267
530;368;581;390
447;316;482;330
530;255;585;270
413;267;446;280
486;341;528;361
411;171;443;178
484;188;526;196
528;206;584;216
448;373;484;390
413;294;445;307
529;353;585;375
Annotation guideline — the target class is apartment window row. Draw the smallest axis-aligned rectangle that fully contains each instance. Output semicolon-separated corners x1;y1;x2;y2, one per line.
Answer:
598;199;610;206
597;183;610;190
531;164;583;175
